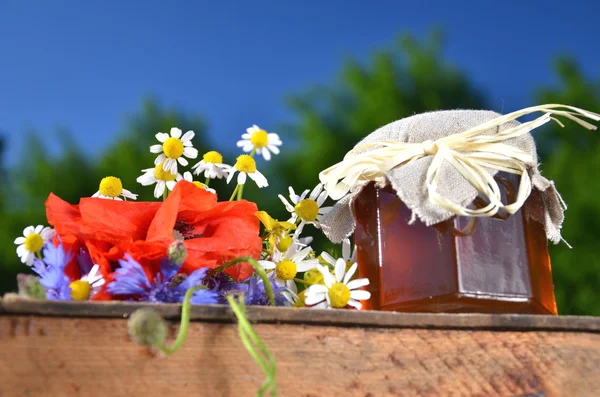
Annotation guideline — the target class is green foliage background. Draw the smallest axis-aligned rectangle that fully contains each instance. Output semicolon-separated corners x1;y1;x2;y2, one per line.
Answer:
1;33;598;315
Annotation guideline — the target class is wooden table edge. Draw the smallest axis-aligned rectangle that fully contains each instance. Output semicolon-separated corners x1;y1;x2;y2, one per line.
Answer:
2;293;599;333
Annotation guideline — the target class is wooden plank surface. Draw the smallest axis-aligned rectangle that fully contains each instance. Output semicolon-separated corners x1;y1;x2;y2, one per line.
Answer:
1;294;600;397
1;314;599;397
2;293;600;332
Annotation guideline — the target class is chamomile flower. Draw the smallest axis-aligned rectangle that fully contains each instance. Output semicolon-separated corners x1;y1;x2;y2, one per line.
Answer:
151;127;198;174
69;264;105;301
14;225;55;266
279;184;331;235
304;260;371;310
136;160;183;198
182;172;216;194
258;244;319;292
237;124;282;161
191;150;231;179
321;238;356;270
226;155;268;188
92;176;137;201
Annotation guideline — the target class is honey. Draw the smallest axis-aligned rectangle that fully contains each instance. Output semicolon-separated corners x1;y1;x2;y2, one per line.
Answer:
352;177;557;314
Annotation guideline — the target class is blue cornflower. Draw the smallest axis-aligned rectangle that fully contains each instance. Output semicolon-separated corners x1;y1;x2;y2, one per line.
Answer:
31;242;72;300
107;255;219;305
240;273;289;306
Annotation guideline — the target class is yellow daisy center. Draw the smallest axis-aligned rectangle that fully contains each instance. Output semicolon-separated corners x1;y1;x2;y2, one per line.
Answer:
250;129;269;148
275;259;297;281
154;163;177;181
276;236;293;252
203;150;223;164
294;199;319;222
328;282;351;308
98;176;123;198
235;155;257;173
163;137;184;159
24;233;44;253
69;280;92;301
303;268;324;286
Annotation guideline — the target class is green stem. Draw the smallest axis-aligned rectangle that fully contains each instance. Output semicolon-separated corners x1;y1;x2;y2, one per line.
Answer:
293;278;308;286
250;148;256;157
237;183;245;200
227;295;277;397
209;256;276;306
229;184;241;201
157;285;203;355
204;177;210;187
163;187;168;201
35;251;43;260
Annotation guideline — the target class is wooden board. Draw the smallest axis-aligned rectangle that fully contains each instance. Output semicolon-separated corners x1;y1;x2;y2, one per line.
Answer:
1;294;599;397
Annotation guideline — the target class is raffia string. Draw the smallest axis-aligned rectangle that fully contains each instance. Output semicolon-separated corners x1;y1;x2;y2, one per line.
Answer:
319;104;600;220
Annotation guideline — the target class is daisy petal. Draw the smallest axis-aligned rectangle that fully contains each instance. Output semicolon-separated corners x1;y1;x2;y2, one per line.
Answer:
342;239;351;260
350;290;371;301
181;130;195;142
346;299;362;310
238;172;247;185
310;184;323;200
150;144;163;154
183;147;198;158
335;259;346;283
155;132;169;142
347;278;370;290
320;251;337;266
262;149;271;161
304;292;327;306
343;262;358;284
170;127;182;138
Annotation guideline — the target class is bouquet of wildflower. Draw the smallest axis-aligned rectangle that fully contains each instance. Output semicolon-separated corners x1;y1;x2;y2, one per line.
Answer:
15;125;372;311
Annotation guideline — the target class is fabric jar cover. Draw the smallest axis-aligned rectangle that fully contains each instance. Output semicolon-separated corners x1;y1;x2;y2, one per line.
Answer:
318;105;600;244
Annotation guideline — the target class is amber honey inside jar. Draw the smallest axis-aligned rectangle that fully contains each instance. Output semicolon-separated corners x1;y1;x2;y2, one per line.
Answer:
352;174;557;315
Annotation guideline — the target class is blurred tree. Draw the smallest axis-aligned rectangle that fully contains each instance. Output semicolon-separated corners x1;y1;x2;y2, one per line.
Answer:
251;30;487;256
534;57;600;315
0;99;208;294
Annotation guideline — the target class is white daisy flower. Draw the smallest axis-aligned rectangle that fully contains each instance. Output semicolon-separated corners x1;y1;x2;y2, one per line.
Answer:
236;124;282;161
191;150;231;180
70;264;106;301
14;225;55;266
150;127;198;174
92;176;137;201
304;260;371;310
226;155;268;188
258;244;319;293
282;288;299;307
278;183;331;235
321;238;356;269
136;160;183;198
183;171;216;194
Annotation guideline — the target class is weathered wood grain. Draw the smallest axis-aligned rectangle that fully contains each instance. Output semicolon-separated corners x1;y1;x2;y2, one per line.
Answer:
1;315;599;397
2;294;599;332
1;295;599;397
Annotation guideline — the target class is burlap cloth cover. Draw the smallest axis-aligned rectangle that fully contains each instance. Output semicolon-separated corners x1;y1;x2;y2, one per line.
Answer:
319;106;599;244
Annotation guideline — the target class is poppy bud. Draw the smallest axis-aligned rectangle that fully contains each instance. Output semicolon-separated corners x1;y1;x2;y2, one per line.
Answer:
168;240;187;266
17;274;46;299
127;309;167;347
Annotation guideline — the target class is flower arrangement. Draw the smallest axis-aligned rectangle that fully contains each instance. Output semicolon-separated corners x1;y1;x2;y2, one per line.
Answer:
14;124;371;397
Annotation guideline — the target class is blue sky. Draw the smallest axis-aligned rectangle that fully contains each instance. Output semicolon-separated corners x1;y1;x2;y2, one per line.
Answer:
1;0;598;165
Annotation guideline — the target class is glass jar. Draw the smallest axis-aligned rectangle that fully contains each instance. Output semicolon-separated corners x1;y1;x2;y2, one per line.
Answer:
352;175;557;314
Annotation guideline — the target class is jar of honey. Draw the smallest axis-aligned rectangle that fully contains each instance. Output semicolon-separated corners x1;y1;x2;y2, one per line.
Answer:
352;174;557;315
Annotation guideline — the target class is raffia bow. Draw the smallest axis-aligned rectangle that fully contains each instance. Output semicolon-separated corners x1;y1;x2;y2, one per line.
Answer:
319;104;600;219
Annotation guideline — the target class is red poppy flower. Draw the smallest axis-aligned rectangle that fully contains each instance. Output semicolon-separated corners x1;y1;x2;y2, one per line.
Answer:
141;180;262;281
45;180;262;287
45;194;163;284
